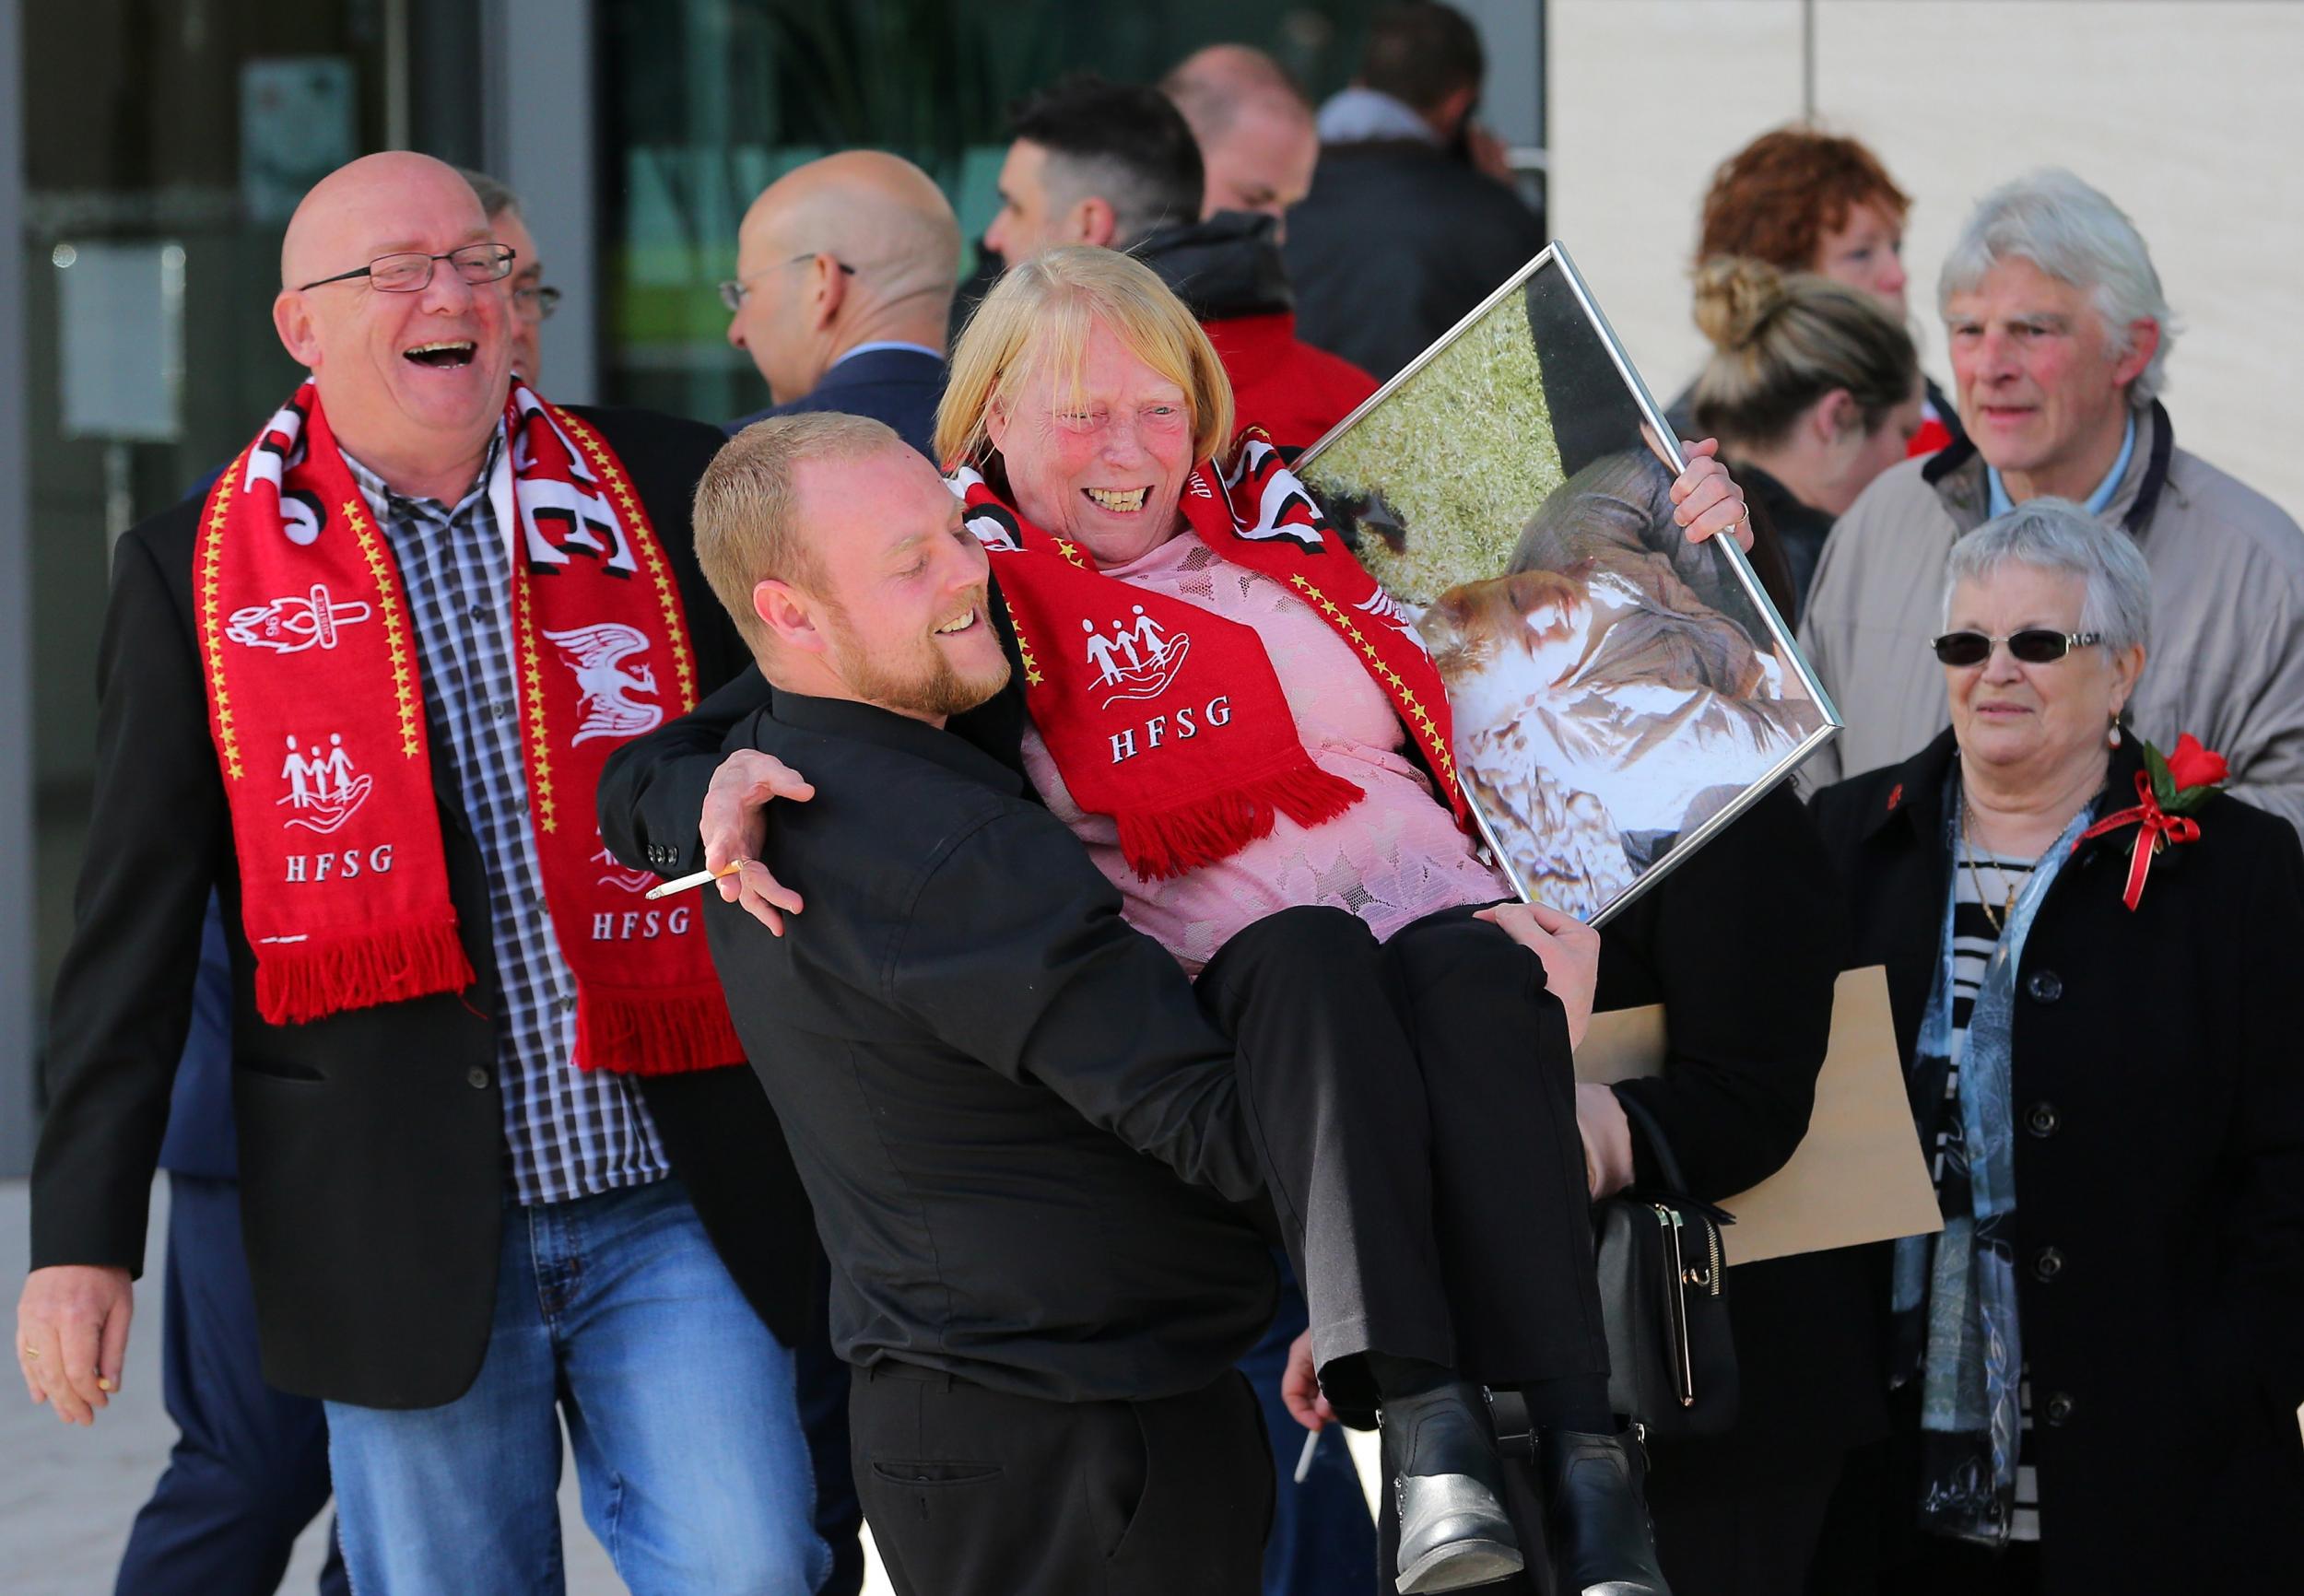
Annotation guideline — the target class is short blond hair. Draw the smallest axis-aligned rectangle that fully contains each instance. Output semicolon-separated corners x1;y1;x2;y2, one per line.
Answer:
694;411;901;651
934;244;1234;474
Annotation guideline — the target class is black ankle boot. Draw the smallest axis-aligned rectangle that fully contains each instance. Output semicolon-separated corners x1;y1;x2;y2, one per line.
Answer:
1381;1379;1525;1594
1540;1424;1672;1595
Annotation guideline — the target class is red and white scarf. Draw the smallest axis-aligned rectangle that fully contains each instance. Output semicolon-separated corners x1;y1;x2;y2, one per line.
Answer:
956;436;1465;879
194;378;741;1075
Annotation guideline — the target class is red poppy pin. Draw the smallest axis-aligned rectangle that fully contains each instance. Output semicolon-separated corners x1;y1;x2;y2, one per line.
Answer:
1887;782;1904;813
2075;733;2228;909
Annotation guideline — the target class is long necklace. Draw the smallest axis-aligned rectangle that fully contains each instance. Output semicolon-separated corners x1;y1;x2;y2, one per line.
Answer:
1958;791;2022;936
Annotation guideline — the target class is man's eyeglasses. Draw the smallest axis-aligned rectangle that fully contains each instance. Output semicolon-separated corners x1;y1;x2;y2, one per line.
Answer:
1930;628;2104;667
718;253;856;313
299;243;518;295
511;284;563;323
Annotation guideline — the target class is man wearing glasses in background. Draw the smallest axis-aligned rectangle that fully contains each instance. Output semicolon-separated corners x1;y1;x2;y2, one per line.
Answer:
461;169;560;383
18;151;828;1594
1801;170;2304;835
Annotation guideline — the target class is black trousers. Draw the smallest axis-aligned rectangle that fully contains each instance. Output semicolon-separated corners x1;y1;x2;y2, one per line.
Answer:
1197;904;1608;1415
115;1174;348;1596
851;1362;1273;1596
1643;1443;1847;1596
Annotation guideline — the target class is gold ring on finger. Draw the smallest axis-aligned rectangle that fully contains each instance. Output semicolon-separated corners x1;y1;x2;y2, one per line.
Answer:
18;1344;37;1360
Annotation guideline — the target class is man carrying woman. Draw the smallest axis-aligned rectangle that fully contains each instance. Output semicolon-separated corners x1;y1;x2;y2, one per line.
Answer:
605;247;1757;1595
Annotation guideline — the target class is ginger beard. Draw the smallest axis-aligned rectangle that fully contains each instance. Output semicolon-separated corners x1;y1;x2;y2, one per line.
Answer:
816;581;1011;722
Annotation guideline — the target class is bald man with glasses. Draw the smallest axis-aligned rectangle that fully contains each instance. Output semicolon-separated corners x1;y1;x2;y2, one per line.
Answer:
722;150;959;455
18;151;829;1595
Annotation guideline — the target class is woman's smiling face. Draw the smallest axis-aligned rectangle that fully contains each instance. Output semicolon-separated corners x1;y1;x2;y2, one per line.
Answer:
985;320;1197;569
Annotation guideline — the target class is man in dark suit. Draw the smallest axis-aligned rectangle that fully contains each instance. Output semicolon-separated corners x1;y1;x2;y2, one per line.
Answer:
722;150;955;457
17;152;825;1594
1285;2;1546;382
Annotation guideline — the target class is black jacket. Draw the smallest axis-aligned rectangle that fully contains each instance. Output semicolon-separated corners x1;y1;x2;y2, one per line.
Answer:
29;405;822;1408
704;689;1275;1401
1282;140;1545;382
1810;729;2304;1591
1133;212;1294;323
727;345;947;462
1596;786;1888;1469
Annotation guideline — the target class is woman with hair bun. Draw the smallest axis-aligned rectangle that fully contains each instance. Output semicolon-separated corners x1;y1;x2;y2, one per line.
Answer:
1671;125;1959;461
1690;256;1922;621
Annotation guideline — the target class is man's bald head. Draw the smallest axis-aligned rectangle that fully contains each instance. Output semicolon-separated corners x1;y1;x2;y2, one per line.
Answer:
1160;46;1319;229
728;151;959;405
279;151;492;289
272;151;516;501
1162;43;1302;111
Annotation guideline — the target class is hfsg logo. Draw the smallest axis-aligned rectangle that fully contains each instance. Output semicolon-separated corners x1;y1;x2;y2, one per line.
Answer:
285;846;394;883
592;907;693;940
1109;696;1231;764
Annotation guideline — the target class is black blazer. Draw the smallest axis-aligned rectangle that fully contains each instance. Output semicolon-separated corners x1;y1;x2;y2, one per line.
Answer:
29;405;819;1408
727;346;947;461
1810;729;2304;1591
1595;786;1888;1469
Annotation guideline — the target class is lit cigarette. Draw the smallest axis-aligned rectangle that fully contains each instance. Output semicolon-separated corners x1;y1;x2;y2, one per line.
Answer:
643;860;746;900
1292;1428;1321;1485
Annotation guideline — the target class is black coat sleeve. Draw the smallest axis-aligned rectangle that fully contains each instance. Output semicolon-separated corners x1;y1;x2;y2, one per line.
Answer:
1600;785;1843;1202
31;519;226;1272
2228;811;2304;1407
888;809;1264;1203
596;663;771;875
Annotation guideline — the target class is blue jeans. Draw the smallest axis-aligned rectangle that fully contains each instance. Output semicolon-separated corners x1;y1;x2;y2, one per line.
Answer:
325;1176;829;1595
1238;1251;1377;1596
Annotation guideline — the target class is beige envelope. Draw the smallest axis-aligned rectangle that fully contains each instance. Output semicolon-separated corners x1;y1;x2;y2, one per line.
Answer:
1578;965;1943;1266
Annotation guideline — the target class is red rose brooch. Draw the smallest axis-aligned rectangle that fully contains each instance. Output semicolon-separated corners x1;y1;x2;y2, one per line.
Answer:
2075;733;2229;909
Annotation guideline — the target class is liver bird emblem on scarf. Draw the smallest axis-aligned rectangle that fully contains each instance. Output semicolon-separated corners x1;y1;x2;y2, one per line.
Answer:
542;622;664;745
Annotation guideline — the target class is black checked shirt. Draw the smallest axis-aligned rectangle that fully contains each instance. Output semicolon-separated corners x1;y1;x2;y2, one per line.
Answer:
347;436;669;1205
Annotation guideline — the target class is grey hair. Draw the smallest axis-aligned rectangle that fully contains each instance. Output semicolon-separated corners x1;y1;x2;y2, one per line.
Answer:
1937;169;2176;405
1943;498;2153;656
455;166;522;222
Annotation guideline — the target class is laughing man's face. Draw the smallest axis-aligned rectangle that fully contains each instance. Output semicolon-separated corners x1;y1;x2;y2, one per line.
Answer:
288;160;516;467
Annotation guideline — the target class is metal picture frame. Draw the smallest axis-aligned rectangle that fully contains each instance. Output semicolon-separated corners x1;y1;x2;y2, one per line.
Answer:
1297;242;1842;927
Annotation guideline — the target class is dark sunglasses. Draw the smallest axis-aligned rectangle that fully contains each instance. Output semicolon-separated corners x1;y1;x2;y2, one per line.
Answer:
1930;628;2103;667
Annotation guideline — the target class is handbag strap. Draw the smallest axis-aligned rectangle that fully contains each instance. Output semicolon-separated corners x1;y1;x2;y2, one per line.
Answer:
1613;1088;1690;1194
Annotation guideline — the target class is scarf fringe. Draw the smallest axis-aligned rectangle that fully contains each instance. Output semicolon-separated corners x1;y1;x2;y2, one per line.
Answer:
254;922;477;1027
1117;762;1363;881
575;984;746;1076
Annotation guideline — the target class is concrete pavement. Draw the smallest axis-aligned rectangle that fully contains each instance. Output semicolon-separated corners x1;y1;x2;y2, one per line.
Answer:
0;1177;878;1595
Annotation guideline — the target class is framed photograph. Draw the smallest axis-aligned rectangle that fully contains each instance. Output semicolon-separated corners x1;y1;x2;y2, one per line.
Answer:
1295;243;1841;926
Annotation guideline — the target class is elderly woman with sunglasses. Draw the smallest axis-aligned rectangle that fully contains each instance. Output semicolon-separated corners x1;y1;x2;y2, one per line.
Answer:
1808;499;2304;1596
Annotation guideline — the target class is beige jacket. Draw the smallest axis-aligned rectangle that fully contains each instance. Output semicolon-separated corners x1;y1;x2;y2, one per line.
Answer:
1799;403;2304;835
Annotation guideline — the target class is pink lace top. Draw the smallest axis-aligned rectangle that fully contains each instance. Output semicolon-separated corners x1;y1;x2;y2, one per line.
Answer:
1020;529;1509;970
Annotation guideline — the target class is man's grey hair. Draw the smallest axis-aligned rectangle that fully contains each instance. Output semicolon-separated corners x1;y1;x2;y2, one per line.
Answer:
1938;170;2175;405
1944;497;2154;656
456;166;522;222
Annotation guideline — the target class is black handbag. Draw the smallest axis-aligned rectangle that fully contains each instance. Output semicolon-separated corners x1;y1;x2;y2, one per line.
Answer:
1592;1091;1739;1439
